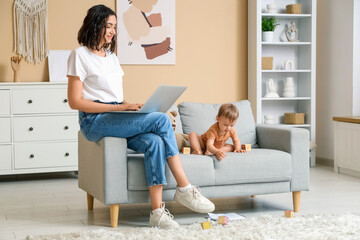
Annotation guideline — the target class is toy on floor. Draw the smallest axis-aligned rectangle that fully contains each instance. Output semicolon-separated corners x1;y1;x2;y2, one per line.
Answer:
166;111;189;152
201;221;211;230
241;144;252;151
218;216;229;225
284;210;294;218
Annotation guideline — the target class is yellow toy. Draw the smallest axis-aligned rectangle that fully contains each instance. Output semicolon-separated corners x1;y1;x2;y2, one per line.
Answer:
182;147;191;154
201;221;211;230
166;111;189;152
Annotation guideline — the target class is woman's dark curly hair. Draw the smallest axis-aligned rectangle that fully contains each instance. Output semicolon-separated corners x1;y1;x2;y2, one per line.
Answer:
78;5;117;53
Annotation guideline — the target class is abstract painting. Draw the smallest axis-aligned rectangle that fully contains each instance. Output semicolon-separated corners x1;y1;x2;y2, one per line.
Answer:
116;0;175;65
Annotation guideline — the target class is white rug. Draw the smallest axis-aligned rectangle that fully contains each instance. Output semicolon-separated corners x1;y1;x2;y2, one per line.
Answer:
26;213;360;240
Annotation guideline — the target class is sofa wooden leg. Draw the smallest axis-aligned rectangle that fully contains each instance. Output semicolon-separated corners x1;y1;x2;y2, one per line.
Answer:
292;191;300;212
110;204;120;228
87;193;94;210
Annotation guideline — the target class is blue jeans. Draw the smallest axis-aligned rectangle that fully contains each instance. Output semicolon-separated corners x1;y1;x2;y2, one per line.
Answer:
79;102;179;187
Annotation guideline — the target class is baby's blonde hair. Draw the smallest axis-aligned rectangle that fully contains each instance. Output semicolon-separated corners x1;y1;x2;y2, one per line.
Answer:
217;103;239;122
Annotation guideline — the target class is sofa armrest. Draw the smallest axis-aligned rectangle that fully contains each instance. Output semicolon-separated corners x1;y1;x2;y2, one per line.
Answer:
256;124;310;191
78;132;128;205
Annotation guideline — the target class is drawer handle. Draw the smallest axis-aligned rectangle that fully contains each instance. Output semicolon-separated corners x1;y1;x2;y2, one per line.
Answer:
29;154;35;159
64;126;69;130
65;152;70;157
28;100;33;104
28;127;34;131
63;99;68;103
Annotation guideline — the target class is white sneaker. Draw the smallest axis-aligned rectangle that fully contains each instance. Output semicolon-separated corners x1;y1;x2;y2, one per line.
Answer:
174;185;215;213
149;202;180;229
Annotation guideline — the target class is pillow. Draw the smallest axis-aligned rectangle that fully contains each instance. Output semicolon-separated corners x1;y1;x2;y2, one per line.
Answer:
177;100;257;146
168;105;183;133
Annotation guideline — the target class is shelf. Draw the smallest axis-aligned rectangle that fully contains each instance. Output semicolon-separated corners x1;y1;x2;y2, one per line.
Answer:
262;70;311;73
249;0;316;166
262;42;311;46
261;14;312;18
262;97;311;101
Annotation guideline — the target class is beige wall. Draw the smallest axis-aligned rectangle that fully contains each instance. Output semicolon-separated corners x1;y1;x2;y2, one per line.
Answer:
0;0;247;104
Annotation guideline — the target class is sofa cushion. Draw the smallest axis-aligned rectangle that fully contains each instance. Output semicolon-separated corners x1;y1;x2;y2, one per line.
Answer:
178;100;257;146
168;105;183;133
213;149;292;185
127;153;215;191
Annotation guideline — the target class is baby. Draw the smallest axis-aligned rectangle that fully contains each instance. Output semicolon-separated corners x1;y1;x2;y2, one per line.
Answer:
189;103;246;161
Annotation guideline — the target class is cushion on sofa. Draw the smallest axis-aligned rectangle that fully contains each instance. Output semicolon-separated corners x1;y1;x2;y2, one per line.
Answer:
127;153;215;191
168;105;183;133
178;100;257;146
213;149;292;185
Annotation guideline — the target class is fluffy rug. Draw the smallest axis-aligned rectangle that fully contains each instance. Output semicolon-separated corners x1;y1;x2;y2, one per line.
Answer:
26;213;360;240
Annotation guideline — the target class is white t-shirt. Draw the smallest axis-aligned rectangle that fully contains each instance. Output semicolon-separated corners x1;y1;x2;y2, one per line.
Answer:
67;46;124;103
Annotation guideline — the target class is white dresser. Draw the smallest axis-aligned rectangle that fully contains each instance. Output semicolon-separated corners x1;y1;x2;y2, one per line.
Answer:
333;116;360;178
0;82;79;175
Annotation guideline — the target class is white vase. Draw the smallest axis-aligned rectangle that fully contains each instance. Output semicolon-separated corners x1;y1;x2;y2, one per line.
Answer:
264;115;274;124
262;31;274;42
284;60;295;70
283;77;296;98
266;4;277;14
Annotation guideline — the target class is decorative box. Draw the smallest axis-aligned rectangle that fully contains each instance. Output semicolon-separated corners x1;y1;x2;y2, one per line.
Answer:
286;4;302;14
284;113;305;124
262;57;273;70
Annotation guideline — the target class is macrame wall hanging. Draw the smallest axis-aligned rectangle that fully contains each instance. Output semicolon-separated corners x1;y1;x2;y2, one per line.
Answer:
13;0;49;64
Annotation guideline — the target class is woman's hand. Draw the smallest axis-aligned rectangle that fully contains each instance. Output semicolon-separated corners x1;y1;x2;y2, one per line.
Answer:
135;103;144;108
118;103;142;111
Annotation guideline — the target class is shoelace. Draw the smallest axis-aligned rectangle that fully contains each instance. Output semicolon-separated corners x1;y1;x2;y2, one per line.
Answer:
160;202;174;220
162;208;174;220
191;185;201;199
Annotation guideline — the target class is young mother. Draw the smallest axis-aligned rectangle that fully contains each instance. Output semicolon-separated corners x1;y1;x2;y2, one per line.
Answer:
67;5;214;229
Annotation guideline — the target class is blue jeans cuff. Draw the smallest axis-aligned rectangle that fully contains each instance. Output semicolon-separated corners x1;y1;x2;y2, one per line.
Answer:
166;150;179;159
148;181;167;188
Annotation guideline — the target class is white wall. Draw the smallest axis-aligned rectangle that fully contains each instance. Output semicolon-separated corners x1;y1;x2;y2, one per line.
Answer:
316;0;359;162
353;0;360;115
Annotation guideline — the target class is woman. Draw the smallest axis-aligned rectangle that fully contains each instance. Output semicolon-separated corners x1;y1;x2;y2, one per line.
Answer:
67;5;214;229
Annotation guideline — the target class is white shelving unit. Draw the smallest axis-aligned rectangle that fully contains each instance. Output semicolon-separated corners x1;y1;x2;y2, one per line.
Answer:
248;0;317;166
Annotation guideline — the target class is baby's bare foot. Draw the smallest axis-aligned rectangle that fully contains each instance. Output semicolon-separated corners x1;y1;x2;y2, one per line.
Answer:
204;150;212;155
192;149;203;155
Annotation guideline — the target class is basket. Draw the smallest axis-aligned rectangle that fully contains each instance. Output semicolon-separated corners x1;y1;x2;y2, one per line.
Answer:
286;4;302;14
262;57;273;70
284;113;305;124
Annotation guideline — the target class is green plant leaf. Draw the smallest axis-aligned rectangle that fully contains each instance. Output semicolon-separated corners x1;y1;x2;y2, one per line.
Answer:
262;17;279;31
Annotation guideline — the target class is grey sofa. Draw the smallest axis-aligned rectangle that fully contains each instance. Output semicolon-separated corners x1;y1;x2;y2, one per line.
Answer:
78;100;310;227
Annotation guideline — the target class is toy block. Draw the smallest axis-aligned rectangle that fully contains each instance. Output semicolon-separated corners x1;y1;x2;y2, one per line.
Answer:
241;144;252;151
201;221;211;230
284;210;294;218
218;216;229;225
182;147;191;154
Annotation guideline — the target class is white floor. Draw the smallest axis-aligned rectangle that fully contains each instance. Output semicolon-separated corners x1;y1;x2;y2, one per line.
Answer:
1;164;360;239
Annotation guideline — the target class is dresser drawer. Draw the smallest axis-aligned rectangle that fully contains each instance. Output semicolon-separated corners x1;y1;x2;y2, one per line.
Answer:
0;145;12;170
0;90;10;115
0;118;11;143
13;115;79;142
12;88;73;114
14;142;77;169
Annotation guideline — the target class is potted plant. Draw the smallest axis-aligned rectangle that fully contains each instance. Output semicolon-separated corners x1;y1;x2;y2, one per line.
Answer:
262;17;279;42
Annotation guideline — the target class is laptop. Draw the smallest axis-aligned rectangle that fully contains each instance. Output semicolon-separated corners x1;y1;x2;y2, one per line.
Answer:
111;85;187;113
